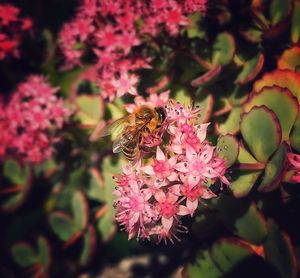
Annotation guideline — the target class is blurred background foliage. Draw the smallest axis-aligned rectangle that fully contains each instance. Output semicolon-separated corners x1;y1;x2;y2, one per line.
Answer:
1;0;300;277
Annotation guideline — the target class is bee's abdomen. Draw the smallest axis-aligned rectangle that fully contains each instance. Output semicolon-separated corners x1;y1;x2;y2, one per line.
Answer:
122;141;139;161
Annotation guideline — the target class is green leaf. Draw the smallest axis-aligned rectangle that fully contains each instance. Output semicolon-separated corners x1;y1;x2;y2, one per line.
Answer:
49;212;79;241
173;86;191;106
11;243;38;267
85;168;104;202
1;192;27;212
210;238;260;274
56;67;86;97
230;146;262;197
235;53;264;84
258;143;287;192
290;111;300;152
4;159;29;185
106;102;126;120
216;107;242;135
240;106;282;162
270;0;292;25
212;33;236;66
38;236;51;270
76;95;104;126
97;156;124;242
291;1;300;44
230;171;261;198
278;46;300;71
234;204;268;244
187;250;223;278
72;191;89;230
264;220;297;278
216;134;239;167
191;64;222;87
187;12;205;39
218;196;267;244
243;86;299;140
240;27;262;43
80;225;96;266
254;69;300;102
195;93;213;123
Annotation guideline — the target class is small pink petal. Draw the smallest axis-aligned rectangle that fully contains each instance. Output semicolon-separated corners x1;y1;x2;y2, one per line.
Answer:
174;162;189;173
156;146;165;161
178;205;190;216
141;165;155;175
162;216;173;231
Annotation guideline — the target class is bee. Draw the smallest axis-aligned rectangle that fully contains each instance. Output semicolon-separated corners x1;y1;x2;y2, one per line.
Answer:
90;105;167;162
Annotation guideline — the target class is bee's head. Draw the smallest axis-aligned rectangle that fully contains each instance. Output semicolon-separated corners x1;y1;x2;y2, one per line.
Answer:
155;107;167;124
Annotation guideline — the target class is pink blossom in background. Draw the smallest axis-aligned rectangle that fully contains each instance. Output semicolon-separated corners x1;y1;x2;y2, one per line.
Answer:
0;4;32;60
0;76;70;164
113;100;229;243
287;153;300;183
59;0;207;101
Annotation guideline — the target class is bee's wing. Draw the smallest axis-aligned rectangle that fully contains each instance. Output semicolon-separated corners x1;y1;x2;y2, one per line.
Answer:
89;117;127;142
112;136;126;153
112;126;141;154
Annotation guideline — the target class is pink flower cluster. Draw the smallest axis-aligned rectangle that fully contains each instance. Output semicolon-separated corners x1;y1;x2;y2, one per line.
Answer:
287;153;300;183
0;4;32;60
0;76;69;164
59;0;207;101
113;99;229;243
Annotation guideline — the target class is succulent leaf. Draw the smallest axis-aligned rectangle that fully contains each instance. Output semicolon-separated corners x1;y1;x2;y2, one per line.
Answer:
49;212;79;241
216;134;239;167
210;238;262;274
11;242;38;267
96;156;125;242
72;191;89;230
212;33;236;66
240;106;282;162
76;95;104;126
216;107;242;135
264;220;297;278
235;53;264;84
4;159;30;185
290;112;300;152
291;0;300;44
278;46;300;71
269;0;292;25
229;146;262;197
191;64;222;87
218;197;267;244
258;143;287;192
38;236;51;270
187;250;223;277
195;93;214;123
243;86;299;140
254;69;300;102
80;225;96;266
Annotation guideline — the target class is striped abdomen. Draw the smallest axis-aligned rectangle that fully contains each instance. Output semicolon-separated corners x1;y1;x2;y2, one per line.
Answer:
121;128;142;162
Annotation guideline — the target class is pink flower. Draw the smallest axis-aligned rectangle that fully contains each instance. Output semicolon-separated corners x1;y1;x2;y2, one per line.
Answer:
155;191;179;231
184;0;207;14
112;71;139;97
142;147;178;181
0;76;70;164
59;0;208;101
113;100;229;243
0;4;33;60
125;90;170;113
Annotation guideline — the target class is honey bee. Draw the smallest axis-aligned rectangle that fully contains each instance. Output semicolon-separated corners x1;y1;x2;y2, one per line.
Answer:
90;105;167;162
